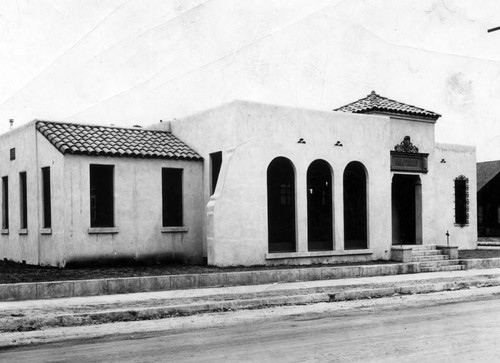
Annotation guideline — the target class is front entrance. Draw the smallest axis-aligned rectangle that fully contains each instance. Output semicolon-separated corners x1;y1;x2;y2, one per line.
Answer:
392;174;422;245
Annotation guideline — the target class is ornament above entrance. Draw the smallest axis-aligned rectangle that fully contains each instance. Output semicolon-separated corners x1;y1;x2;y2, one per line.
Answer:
390;136;428;173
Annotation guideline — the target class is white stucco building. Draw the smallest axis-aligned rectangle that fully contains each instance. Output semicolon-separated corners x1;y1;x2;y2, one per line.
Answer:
0;92;477;267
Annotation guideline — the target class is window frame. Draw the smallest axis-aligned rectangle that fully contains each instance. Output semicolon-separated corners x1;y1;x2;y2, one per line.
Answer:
2;176;8;231
454;175;469;227
162;167;184;228
42;167;52;229
89;164;115;228
19;171;27;230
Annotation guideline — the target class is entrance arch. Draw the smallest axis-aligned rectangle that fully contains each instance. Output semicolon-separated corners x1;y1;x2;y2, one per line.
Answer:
343;161;368;249
267;157;296;252
307;159;333;251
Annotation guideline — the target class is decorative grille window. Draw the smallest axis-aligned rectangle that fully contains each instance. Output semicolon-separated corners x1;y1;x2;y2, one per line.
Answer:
454;175;469;226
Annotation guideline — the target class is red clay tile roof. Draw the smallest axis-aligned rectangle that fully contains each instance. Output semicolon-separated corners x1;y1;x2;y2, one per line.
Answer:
36;121;202;160
334;91;441;119
477;160;500;191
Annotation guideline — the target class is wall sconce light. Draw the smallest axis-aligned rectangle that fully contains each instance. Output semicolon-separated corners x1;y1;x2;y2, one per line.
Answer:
440;159;446;163
334;141;343;147
297;138;306;144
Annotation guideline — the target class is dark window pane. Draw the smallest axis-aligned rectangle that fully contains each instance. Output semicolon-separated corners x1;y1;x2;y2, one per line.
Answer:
90;165;114;227
210;151;222;195
162;168;183;227
2;176;8;229
455;178;468;225
19;172;27;229
42;167;51;228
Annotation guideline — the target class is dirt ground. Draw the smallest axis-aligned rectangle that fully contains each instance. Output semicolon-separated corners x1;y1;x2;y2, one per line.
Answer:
0;249;498;284
0;259;391;284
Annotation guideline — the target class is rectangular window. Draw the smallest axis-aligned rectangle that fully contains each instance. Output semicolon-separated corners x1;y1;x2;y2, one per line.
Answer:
9;148;15;161
19;172;27;229
210;151;222;195
478;206;483;225
90;164;114;227
2;176;8;229
454;177;468;226
162;168;183;227
42;167;51;228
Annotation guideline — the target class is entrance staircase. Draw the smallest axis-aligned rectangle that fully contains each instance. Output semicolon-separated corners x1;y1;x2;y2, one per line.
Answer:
412;245;464;272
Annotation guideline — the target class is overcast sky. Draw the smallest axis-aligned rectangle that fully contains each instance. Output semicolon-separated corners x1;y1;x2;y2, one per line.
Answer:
0;0;499;161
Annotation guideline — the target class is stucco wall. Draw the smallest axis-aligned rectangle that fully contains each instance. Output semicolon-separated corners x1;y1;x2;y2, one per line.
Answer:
432;143;477;249
159;102;396;266
0;121;40;264
155;101;476;266
60;155;204;266
0;122;204;266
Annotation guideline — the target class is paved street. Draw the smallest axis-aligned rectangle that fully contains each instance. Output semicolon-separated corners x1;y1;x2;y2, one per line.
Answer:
1;287;500;362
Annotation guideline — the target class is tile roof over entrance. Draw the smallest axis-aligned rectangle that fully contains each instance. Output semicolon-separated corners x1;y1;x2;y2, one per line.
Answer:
36;120;202;160
477;160;500;191
334;91;441;120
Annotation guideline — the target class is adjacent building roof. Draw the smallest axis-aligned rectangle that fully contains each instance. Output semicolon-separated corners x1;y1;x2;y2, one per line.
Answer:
36;120;202;160
334;91;441;119
477;160;500;191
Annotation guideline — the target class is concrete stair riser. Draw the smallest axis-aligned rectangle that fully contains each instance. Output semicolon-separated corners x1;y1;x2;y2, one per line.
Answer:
420;265;466;272
411;245;437;251
412;255;449;262
412;250;444;256
478;242;500;247
419;260;461;267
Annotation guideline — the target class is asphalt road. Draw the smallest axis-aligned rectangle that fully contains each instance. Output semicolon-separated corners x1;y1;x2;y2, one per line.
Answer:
1;289;500;362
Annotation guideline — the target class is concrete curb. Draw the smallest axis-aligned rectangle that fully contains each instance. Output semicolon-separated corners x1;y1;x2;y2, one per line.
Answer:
4;275;500;334
0;262;421;302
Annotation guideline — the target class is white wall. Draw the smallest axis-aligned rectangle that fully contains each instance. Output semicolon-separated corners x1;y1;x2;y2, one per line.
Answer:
432;143;477;249
155;101;476;266
0;122;204;266
60;155;204;266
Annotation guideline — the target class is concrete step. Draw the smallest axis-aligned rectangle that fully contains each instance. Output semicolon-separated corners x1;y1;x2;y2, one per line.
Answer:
419;260;461;267
420;265;465;273
478;242;500;247
412;255;449;262
412;250;444;256
411;245;437;251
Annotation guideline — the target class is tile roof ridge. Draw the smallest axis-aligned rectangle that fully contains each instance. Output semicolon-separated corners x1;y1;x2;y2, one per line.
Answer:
35;119;172;134
332;91;376;111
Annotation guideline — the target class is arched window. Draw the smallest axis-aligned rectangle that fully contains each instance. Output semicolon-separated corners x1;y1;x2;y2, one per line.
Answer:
267;157;296;252
343;161;368;249
307;160;333;251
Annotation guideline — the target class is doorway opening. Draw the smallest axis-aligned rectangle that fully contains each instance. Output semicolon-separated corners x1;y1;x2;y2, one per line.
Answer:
267;157;296;253
343;161;368;250
392;174;422;245
307;159;333;251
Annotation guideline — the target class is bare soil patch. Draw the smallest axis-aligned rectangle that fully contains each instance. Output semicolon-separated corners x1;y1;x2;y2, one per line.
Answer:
0;259;390;284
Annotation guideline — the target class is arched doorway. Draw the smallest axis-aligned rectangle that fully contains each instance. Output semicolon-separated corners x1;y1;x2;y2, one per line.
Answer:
343;161;368;249
307;160;333;251
267;157;296;252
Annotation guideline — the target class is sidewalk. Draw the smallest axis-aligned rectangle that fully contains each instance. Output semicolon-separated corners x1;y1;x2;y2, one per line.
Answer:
1;267;500;345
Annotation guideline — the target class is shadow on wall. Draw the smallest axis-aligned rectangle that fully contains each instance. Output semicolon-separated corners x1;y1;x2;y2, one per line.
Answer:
64;252;202;268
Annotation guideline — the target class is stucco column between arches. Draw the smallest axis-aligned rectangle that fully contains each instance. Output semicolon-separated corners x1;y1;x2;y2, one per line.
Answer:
295;168;308;252
333;170;344;250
